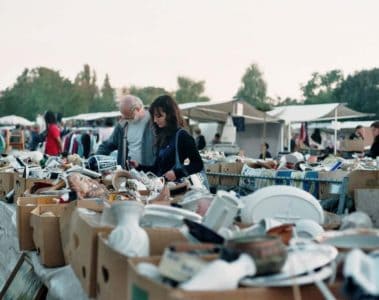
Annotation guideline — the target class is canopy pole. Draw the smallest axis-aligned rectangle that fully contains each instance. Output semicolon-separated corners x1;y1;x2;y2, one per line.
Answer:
287;122;291;152
334;108;338;155
280;122;284;152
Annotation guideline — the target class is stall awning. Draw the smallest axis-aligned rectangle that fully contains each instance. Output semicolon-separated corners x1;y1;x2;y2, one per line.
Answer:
268;103;371;124
0;115;33;126
180;100;279;124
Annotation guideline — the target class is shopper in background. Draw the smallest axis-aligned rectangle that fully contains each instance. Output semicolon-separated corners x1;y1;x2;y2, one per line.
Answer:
349;125;365;140
259;142;272;159
368;121;379;158
194;127;206;150
44;111;62;156
211;133;221;145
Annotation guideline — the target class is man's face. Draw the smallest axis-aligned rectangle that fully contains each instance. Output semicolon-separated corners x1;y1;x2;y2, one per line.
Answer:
120;104;138;122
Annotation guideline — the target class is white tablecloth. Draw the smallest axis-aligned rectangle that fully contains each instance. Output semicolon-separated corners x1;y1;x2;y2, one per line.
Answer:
0;201;89;300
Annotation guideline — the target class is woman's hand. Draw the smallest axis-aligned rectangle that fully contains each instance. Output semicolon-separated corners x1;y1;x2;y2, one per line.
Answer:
129;160;139;168
163;170;176;181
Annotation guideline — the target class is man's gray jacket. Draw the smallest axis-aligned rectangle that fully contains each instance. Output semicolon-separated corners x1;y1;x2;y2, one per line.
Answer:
96;120;155;168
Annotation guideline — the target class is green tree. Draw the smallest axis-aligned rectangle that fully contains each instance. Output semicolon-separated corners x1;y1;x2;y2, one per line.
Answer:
175;76;210;104
74;64;99;113
0;67;74;119
235;63;268;109
301;70;343;104
333;68;379;117
91;74;116;112
129;86;171;105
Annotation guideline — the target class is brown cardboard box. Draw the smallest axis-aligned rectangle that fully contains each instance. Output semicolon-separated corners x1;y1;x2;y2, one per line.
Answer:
355;188;379;227
204;163;221;186
340;139;364;152
127;257;344;300
16;195;57;251
59;199;105;265
220;162;244;186
96;228;186;300
30;204;68;267
0;172;15;199
348;170;379;199
68;210;113;298
13;175;52;200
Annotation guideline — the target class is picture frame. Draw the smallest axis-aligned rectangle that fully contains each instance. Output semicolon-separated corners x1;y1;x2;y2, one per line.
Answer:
0;253;47;300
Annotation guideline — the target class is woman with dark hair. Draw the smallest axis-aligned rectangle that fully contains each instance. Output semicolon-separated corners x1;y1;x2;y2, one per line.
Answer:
44;110;62;156
130;95;203;181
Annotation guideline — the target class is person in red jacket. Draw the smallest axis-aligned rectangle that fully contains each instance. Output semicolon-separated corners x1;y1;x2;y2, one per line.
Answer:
44;111;62;156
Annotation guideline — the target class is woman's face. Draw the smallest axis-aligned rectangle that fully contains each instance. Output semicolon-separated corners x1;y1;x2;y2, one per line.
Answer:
153;108;167;128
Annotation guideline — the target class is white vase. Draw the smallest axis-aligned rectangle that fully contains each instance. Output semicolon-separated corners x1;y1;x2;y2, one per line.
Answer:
108;201;149;257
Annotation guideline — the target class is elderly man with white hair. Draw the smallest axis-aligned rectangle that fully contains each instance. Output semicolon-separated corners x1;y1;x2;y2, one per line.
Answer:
96;95;155;168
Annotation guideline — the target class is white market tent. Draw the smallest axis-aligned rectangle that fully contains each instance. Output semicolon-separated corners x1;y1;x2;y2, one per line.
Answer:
267;103;372;153
180;100;279;124
180;100;283;158
63;111;121;122
0;115;33;126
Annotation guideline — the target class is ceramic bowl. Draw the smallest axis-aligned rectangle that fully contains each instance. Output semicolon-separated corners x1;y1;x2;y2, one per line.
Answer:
267;224;294;245
226;235;287;275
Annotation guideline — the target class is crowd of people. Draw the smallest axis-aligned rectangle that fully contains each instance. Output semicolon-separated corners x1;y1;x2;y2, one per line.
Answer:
2;94;379;180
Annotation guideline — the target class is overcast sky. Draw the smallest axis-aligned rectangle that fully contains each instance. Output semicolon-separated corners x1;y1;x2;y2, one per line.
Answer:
1;0;379;102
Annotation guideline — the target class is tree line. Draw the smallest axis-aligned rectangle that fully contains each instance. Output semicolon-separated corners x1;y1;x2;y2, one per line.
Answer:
1;63;379;120
0;64;210;120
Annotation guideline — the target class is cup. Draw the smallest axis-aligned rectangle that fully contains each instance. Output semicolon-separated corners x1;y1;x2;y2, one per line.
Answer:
202;191;240;232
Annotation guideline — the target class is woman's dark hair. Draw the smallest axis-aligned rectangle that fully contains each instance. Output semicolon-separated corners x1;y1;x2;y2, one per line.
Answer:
370;121;379;129
44;111;57;125
149;95;184;148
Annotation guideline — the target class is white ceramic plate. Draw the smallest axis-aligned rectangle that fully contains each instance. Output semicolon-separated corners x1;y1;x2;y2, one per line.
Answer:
295;219;324;239
241;185;324;224
141;210;186;228
241;243;337;286
145;205;202;222
317;229;379;251
240;265;333;287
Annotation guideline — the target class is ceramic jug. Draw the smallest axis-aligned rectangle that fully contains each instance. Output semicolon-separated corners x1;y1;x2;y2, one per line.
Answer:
108;201;149;257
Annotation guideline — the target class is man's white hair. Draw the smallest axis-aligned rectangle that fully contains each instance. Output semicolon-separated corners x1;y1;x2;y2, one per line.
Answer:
119;95;143;110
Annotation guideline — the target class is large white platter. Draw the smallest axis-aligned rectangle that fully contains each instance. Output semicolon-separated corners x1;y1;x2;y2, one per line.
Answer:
241;185;324;224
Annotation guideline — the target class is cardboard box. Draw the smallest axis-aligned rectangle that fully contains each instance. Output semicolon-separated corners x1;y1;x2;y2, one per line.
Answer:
348;170;379;199
30;204;68;267
0;172;15;199
204;163;221;186
13;175;52;201
220;162;244;186
16;195;57;251
127;257;344;300
68;210;113;298
96;228;186;300
58;199;105;265
355;188;379;228
340;139;364;152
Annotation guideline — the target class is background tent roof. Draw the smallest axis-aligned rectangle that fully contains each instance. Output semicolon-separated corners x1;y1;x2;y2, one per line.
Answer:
268;103;371;123
180;100;279;124
0;115;33;126
63;111;121;122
